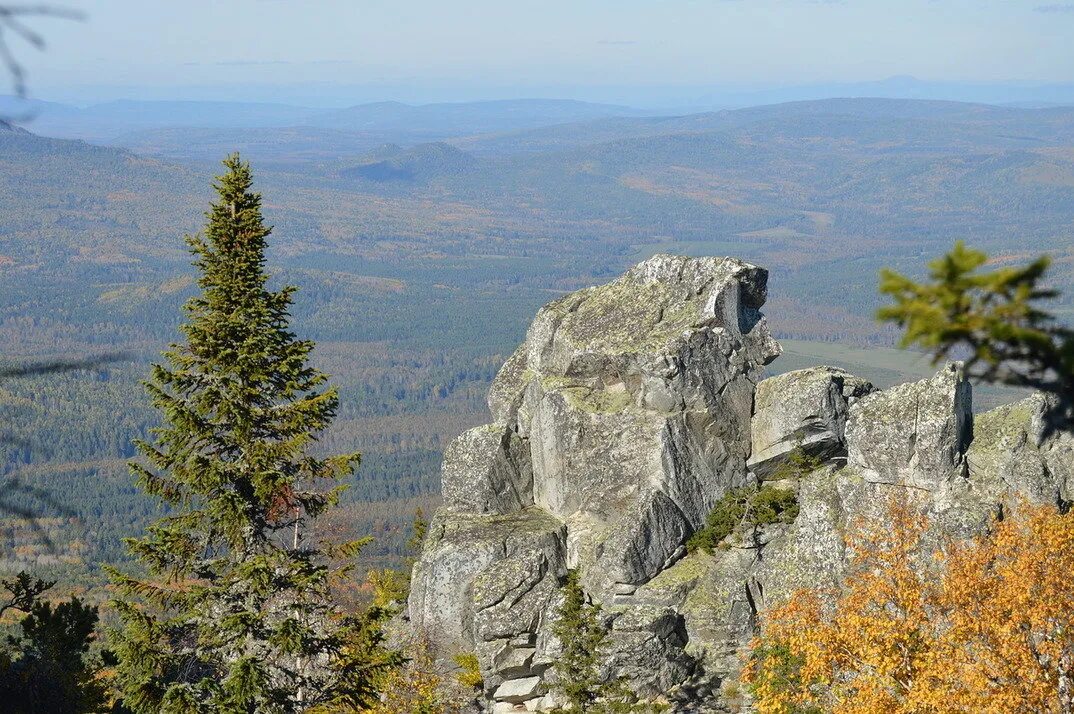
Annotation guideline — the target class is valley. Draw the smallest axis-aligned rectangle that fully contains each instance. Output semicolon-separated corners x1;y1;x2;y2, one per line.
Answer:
1;96;1071;593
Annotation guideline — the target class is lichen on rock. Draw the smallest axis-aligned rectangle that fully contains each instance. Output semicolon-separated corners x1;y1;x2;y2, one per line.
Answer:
749;366;874;478
405;254;1071;713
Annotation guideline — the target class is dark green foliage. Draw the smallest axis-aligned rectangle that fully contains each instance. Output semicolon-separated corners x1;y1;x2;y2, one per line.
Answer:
0;346;484;584
406;507;428;558
879;242;1074;435
402;507;428;595
365;506;431;609
685;445;813;554
550;570;656;713
552;570;608;712
107;155;396;713
749;487;801;528
687;486;799;554
687;488;752;554
766;446;824;483
0;571;53;617
0;571;107;713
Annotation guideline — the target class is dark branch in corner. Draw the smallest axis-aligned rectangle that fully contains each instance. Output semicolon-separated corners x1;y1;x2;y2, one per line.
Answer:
0;352;126;552
0;476;77;553
0;4;83;125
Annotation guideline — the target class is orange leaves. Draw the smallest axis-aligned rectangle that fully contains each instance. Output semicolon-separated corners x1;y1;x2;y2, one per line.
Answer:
265;484;298;525
924;505;1074;713
747;498;1074;714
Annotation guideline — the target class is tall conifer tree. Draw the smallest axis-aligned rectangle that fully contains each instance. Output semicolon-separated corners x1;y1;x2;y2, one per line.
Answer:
110;155;391;713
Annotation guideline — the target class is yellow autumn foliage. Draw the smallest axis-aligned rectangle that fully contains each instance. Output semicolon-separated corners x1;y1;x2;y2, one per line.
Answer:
746;499;1074;714
364;631;477;714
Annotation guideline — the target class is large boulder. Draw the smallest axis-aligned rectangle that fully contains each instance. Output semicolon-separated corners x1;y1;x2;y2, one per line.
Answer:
408;508;566;662
845;362;972;490
749;366;874;478
593;489;692;595
441;424;533;515
926;393;1074;537
966;393;1074;505
605;605;694;694
409;254;780;710
508;255;780;595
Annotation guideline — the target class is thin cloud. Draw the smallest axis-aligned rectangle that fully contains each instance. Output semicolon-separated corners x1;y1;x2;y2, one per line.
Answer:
597;40;638;46
186;59;353;67
1036;3;1074;12
215;60;290;67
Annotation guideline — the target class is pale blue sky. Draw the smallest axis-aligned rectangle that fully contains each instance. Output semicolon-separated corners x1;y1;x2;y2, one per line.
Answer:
17;0;1074;104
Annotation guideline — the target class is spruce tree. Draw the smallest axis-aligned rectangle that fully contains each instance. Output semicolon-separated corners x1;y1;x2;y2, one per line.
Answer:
550;571;658;713
552;570;608;712
109;155;392;713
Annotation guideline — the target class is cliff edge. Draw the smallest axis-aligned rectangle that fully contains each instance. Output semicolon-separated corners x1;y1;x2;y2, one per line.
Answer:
407;254;1074;712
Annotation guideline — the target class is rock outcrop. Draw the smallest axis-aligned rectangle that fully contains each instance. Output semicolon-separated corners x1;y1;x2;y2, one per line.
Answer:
748;366;874;478
407;254;1074;712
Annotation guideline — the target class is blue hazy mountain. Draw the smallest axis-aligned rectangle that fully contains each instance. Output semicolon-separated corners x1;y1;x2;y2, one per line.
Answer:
693;76;1074;111
2;96;652;143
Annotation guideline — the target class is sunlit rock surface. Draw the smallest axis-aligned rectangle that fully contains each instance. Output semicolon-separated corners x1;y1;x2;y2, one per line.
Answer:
406;254;1069;713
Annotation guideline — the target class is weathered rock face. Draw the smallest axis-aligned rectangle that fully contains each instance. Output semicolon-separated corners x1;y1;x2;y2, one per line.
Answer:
966;393;1074;507
441;424;534;515
846;362;973;490
409;254;779;708
512;255;781;595
748;366;875;478
408;509;566;659
407;254;1071;713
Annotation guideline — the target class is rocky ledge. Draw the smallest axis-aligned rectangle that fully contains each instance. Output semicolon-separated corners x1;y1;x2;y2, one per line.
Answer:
406;254;1074;713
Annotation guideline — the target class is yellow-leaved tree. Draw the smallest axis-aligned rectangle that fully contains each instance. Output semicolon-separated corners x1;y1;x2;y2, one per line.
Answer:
745;499;1074;714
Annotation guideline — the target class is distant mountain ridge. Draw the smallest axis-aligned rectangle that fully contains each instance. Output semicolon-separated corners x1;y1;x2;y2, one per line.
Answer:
0;96;653;143
16;84;1074;146
689;75;1074;111
2;95;1073;596
308;98;647;131
454;97;1073;154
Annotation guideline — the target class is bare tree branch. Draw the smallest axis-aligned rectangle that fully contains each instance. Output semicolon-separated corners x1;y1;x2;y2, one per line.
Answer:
0;3;83;125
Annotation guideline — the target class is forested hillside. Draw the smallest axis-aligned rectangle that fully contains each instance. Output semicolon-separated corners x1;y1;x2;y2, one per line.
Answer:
2;97;1072;593
117;97;1074;342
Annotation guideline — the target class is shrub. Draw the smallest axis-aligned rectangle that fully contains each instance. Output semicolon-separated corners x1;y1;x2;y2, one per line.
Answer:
454;652;483;690
687;486;799;554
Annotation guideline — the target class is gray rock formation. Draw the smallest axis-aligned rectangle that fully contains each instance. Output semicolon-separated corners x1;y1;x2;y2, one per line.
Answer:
846;362;973;490
441;424;533;515
408;509;566;661
748;366;874;478
966;392;1074;507
407;254;1072;713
